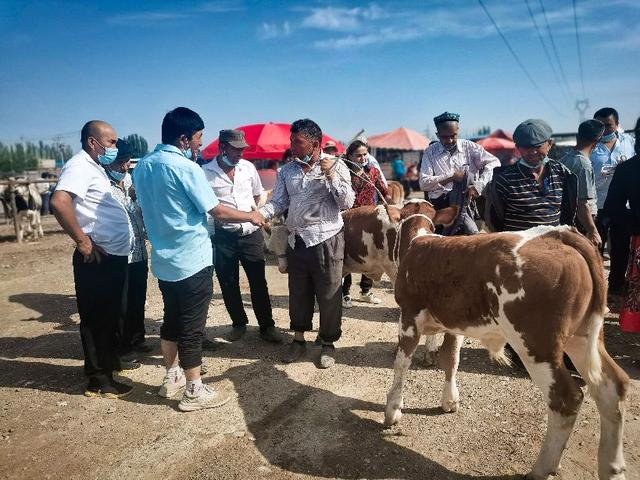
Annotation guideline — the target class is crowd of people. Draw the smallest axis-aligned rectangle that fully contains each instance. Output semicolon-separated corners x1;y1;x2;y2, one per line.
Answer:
49;106;639;412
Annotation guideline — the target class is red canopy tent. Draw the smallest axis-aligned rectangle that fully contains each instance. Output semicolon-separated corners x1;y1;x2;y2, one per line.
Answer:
201;122;344;160
476;136;517;152
488;129;514;141
367;127;429;151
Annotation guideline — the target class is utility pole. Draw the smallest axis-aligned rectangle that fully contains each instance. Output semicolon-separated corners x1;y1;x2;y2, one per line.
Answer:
575;99;590;122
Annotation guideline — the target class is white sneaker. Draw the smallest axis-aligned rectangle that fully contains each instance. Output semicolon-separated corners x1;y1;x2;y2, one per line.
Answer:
178;384;231;412
359;291;382;304
342;295;353;309
158;369;186;398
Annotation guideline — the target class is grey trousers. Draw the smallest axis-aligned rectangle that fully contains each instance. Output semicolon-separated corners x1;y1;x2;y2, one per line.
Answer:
287;231;344;343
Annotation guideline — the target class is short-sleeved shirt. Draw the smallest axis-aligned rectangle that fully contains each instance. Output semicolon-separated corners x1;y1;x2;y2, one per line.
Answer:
560;149;597;215
590;132;635;209
202;158;263;236
55;150;133;256
494;159;565;231
131;144;219;282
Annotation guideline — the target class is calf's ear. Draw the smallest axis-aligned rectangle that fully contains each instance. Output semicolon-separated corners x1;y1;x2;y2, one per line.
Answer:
433;206;459;227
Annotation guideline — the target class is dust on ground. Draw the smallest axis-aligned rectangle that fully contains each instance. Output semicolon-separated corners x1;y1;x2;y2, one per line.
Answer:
0;216;639;480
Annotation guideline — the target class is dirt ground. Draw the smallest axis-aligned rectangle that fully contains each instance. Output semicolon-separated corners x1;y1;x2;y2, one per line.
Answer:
0;216;639;480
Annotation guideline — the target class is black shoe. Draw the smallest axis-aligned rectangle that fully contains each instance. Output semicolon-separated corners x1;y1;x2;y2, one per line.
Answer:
85;379;132;399
202;337;223;351
283;340;306;364
260;327;283;343
116;360;141;371
133;342;154;353
228;326;247;342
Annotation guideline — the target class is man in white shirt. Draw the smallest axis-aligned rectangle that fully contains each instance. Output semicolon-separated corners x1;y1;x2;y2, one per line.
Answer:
419;112;500;234
203;130;282;344
51;120;134;399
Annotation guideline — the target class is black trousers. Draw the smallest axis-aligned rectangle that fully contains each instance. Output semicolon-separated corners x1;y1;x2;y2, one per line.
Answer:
213;229;274;331
120;260;148;351
73;250;128;386
596;210;631;292
342;273;373;296
287;232;344;343
158;266;213;370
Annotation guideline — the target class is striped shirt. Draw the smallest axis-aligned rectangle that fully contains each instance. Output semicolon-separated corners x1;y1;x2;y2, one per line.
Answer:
494;159;565;231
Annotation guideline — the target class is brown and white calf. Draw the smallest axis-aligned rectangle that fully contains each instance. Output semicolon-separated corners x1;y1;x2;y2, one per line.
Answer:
384;200;629;480
265;204;405;281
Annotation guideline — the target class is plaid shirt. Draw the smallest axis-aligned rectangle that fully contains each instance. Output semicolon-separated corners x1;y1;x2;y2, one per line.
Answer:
110;174;147;263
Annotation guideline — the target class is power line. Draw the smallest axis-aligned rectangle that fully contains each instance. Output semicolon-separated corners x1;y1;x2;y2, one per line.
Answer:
572;0;586;98
523;0;571;105
537;0;574;99
477;0;564;116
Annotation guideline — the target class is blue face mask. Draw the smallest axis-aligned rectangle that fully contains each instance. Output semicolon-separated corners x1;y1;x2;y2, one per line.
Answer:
95;140;118;165
294;155;312;165
220;154;236;167
182;148;193;160
518;157;548;169
600;131;616;143
108;169;126;182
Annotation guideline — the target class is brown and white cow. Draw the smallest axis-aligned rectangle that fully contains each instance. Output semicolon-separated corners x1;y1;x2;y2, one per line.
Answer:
384;200;629;480
265;204;404;280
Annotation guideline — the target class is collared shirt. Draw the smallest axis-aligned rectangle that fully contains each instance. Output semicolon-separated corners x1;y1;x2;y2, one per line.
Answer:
494;159;565;231
419;139;500;199
259;154;355;248
560;149;597;215
132;144;219;282
55;150;133;256
109;173;148;263
202;158;263;236
590;132;635;209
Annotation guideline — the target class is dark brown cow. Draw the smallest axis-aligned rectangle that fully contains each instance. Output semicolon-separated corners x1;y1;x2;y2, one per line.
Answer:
384;200;629;480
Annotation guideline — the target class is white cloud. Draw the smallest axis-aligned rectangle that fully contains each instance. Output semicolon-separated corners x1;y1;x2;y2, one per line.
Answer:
301;4;386;31
108;2;242;27
258;21;292;40
314;27;421;49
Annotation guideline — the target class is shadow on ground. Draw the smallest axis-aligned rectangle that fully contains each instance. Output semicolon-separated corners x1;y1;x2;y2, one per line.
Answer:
189;362;522;480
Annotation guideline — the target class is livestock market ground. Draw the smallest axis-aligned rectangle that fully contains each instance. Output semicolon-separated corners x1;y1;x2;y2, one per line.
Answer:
0;216;639;480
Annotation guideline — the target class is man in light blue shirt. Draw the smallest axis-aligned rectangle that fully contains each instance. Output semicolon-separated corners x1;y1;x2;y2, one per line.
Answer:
132;107;264;412
591;107;636;295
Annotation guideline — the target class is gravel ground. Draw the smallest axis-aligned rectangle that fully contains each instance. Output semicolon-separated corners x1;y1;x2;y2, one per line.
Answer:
0;216;638;480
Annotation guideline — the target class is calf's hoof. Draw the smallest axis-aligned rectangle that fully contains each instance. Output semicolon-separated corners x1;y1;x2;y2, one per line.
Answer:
383;406;402;427
423;349;438;367
441;399;459;413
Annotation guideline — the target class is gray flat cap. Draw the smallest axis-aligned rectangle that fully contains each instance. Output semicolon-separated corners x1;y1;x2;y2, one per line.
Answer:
513;119;553;147
219;129;249;148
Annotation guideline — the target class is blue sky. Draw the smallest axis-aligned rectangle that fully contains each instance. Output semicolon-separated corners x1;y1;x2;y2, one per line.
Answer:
1;0;639;150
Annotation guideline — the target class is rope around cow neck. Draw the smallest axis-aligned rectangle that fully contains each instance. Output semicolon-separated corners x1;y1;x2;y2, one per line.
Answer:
392;213;436;267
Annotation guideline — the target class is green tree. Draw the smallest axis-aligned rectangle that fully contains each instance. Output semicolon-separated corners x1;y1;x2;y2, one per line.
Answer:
125;134;149;158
